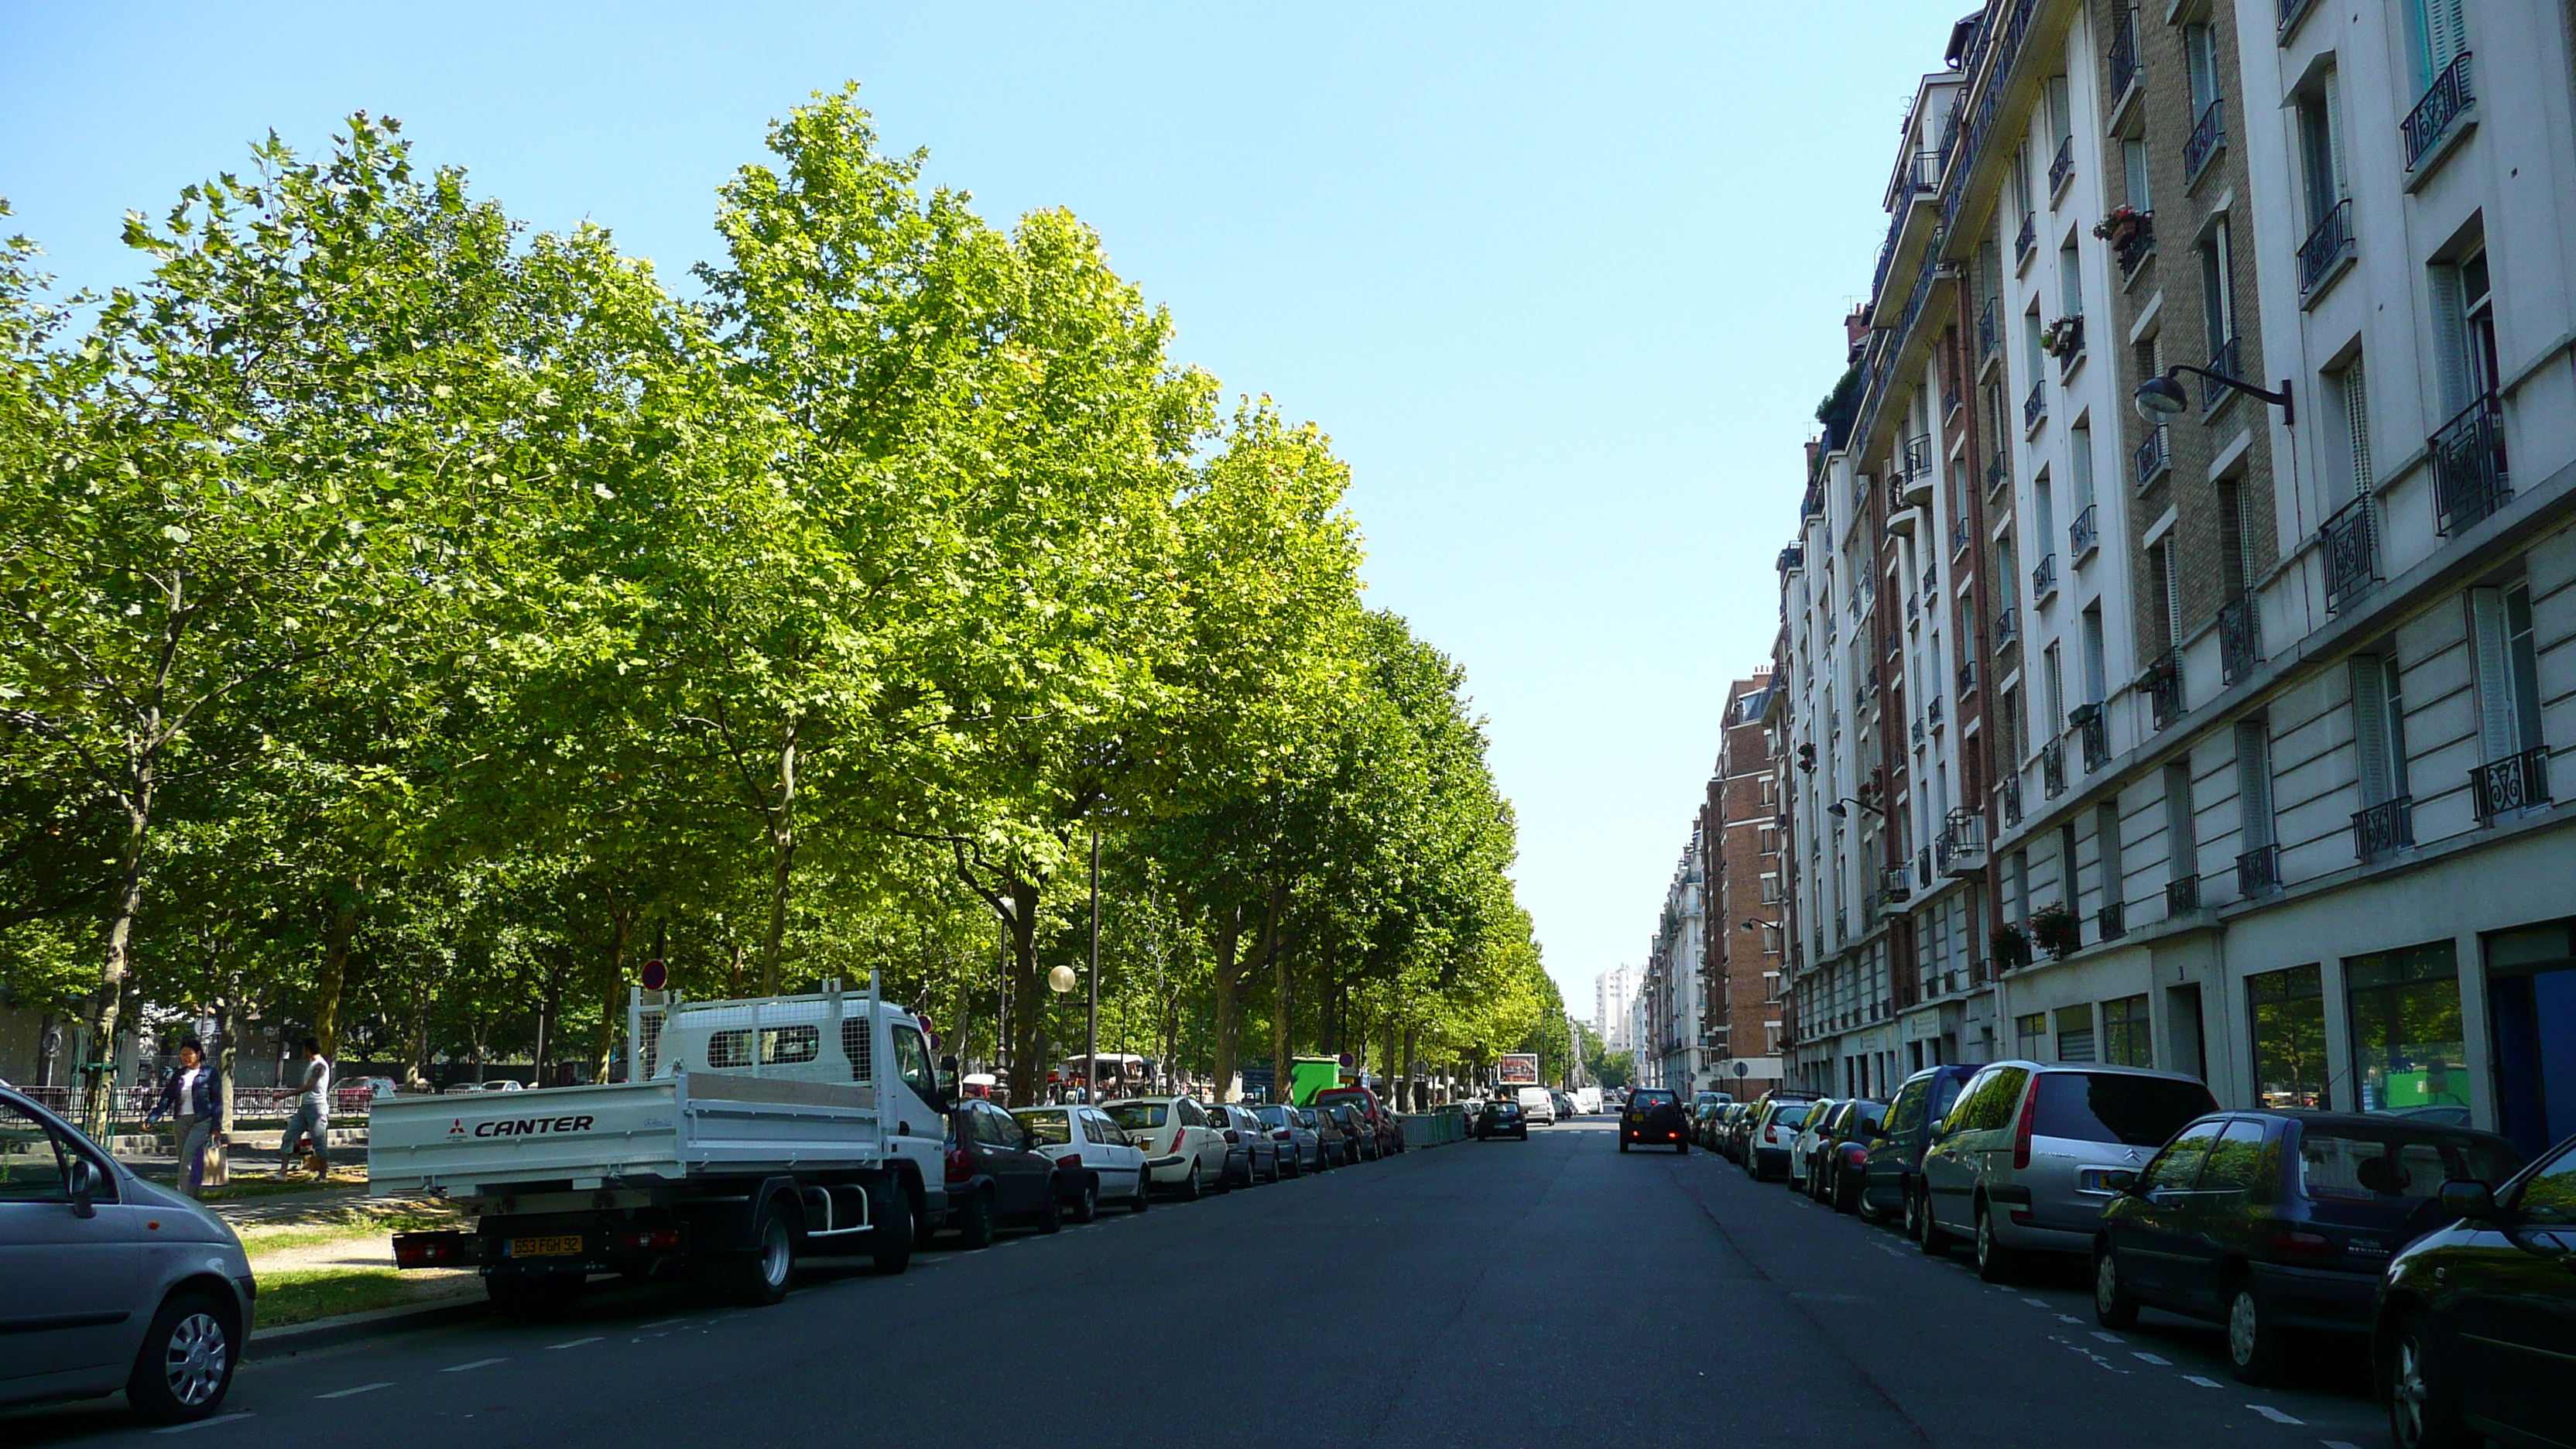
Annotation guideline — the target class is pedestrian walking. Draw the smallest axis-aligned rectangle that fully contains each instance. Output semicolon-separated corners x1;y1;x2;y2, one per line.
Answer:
279;1036;333;1180
145;1037;222;1198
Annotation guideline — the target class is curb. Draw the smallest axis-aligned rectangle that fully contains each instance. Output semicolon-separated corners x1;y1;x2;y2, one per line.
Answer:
245;1293;488;1360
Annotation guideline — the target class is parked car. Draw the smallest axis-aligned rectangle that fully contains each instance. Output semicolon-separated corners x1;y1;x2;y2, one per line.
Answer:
1717;1102;1753;1161
1306;1105;1352;1166
1550;1090;1577;1122
1811;1098;1889;1211
1918;1062;2217;1282
1319;1101;1375;1162
1688;1091;1729;1147
943;1098;1068;1245
1251;1104;1319;1174
1477;1099;1529;1140
1512;1084;1557;1127
2093;1110;2521;1383
1105;1095;1230;1200
1745;1095;1818;1181
1860;1064;1983;1229
1316;1084;1405;1154
1786;1098;1848;1190
2373;1129;2576;1449
1620;1087;1687;1153
1209;1103;1281;1185
1013;1103;1152;1221
0;1082;255;1423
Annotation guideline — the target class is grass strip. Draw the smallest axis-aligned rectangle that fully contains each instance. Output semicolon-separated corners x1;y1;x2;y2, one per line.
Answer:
255;1267;475;1327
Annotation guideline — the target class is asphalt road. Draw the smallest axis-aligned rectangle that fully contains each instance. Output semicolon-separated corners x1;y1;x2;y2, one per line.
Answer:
11;1119;2391;1448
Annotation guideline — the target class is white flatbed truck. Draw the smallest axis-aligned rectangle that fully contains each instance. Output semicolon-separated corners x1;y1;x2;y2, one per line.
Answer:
372;978;950;1310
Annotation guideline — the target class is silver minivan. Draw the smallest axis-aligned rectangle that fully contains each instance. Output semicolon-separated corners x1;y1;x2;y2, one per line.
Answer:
1915;1061;2216;1282
0;1081;255;1423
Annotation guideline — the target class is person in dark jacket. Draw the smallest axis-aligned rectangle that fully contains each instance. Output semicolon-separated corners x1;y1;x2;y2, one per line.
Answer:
145;1037;223;1197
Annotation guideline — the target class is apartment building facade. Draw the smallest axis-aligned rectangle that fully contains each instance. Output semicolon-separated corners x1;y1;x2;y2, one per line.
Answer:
1695;673;1790;1098
1776;0;2576;1159
1639;831;1709;1093
1595;965;1639;1055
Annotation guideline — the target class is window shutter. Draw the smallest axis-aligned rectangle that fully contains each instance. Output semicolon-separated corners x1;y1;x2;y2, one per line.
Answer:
2344;358;2373;496
2236;721;2275;848
2323;70;2349;200
2430;266;2472;417
2469;587;2518;759
2434;0;2467;71
2350;656;2393;807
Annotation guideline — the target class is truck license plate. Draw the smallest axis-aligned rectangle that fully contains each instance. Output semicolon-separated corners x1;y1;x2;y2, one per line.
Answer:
508;1234;584;1258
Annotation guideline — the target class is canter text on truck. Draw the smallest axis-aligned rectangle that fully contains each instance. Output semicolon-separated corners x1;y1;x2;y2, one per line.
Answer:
448;1115;598;1138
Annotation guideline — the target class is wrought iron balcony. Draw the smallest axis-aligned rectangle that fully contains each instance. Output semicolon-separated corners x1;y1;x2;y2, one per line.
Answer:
1777;543;1806;574
1904;148;1942;195
1879;867;1913;909
2297;197;2355;296
2002;775;2025;826
2042;739;2067;798
1985;453;2009;498
1906;590;1920;623
1957;659;1976;697
2145;648;2184;731
2185;98;2225;183
1887;476;1918;533
1911;717;1925;745
2072;703;2108;772
2320;495;2379;615
2069;503;2098;560
1902;433;1935;483
2472;745;2553;823
2025;377;2047;431
1939;808;1987;875
2108;8;2139;103
2431;391;2510;536
2031;552;2058;601
2132;423;2171;488
1978;296;2000;365
2114;214;2156;276
2203;334;2244;413
1951;515;1970;559
2166;873;2199;915
2048;135;2074;196
2098;901;2127;940
2403;52;2475;172
2015;210;2037;266
2050;314;2086;373
1927;694;1944;730
2236;841;2280;897
1921;564;1937;600
1995;605;2019;646
2352;795;2414;862
2219;595;2262;685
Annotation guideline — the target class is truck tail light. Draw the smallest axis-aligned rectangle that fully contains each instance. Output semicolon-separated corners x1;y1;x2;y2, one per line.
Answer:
618;1226;682;1252
2012;1079;2040;1170
392;1231;469;1269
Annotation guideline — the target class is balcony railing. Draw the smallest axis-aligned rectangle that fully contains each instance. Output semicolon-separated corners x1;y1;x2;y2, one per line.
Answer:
2132;423;2171;488
1985;453;2008;498
2108;8;2139;103
2073;703;2109;772
2352;795;2414;862
1887;476;1917;529
2070;503;2098;560
2236;841;2281;897
2219;594;2262;685
2203;334;2243;413
2403;52;2475;172
2185;98;2226;183
1911;717;1926;745
2114;213;2156;276
2431;391;2510;536
1879;867;1913;908
1951;514;1970;558
2051;313;2086;374
2025;378;2047;430
2047;135;2074;196
1939;808;1988;875
1978;296;2001;364
2320;495;2380;614
2145;648;2184;731
1957;659;1977;697
2098;901;2127;940
2002;775;2025;826
1995;605;2019;646
1904;148;1942;195
1927;694;1944;730
2297;197;2355;296
2472;745;2553;823
2166;873;2200;915
1921;564;1937;601
2042;739;2067;799
2015;210;2036;266
2031;551;2058;601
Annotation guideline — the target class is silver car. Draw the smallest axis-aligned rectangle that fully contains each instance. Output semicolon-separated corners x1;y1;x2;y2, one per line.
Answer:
1209;1103;1282;1184
1916;1061;2217;1282
0;1081;255;1423
1250;1104;1318;1174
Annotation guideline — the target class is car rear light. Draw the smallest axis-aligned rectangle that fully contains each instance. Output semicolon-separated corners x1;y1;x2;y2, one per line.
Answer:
2267;1228;2334;1260
945;1142;973;1183
2011;1078;2040;1170
1842;1144;1868;1166
617;1226;682;1252
1274;1129;1291;1140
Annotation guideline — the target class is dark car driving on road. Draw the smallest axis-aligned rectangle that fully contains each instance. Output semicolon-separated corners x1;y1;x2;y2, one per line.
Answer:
1621;1088;1687;1153
1476;1100;1529;1140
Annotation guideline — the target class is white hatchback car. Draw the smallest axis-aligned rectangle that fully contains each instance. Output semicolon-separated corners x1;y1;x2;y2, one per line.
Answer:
1013;1104;1149;1220
1514;1086;1557;1125
1786;1098;1848;1189
1103;1096;1230;1201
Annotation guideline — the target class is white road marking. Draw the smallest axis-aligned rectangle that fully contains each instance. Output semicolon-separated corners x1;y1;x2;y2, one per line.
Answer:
317;1382;392;1399
441;1358;507;1373
2324;1440;2365;1448
2183;1375;2222;1388
639;1317;687;1329
2021;1296;2050;1307
2057;1314;2084;1324
2131;1351;2170;1366
157;1413;253;1434
2249;1406;2303;1425
2090;1331;2124;1343
546;1336;602;1350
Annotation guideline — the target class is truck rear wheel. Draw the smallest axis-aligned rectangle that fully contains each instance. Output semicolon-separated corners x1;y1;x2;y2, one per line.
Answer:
706;1194;798;1305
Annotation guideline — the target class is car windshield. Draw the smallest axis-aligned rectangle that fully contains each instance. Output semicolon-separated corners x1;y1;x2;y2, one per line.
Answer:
2033;1074;2218;1146
1769;1104;1810;1128
1630;1091;1675;1108
2297;1128;2521;1201
1106;1103;1168;1130
1016;1108;1072;1146
1253;1106;1290;1126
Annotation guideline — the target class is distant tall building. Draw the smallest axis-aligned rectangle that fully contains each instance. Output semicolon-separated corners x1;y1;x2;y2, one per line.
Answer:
1595;967;1637;1053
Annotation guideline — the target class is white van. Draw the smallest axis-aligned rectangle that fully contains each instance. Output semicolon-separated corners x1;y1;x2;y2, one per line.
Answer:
1515;1085;1557;1125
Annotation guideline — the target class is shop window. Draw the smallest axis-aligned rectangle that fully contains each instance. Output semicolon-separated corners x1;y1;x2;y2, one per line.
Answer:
2103;994;2153;1067
2346;941;2468;1117
2250;964;2330;1108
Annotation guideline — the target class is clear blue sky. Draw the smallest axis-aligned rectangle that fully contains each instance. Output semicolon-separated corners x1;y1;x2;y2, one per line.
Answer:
2;2;1961;1016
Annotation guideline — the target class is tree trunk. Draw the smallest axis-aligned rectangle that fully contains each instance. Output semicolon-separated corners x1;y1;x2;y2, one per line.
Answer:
759;728;800;995
313;881;362;1058
1208;902;1242;1102
1401;1023;1420;1112
596;907;634;1083
1001;872;1043;1107
1271;925;1291;1107
1383;1018;1401;1108
81;793;154;1131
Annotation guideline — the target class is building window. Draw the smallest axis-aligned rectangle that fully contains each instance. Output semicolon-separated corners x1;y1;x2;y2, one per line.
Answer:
2433;245;2500;418
2080;604;2107;707
2055;1004;2097;1062
2151;540;2181;653
2010;847;2030;920
2102;994;2153;1067
2070;422;2095;516
2217;476;2252;600
2123;137;2151;211
2350;652;2410;808
2236;717;2276;848
2469;583;2546;762
2347;941;2468;1115
2407;0;2470;92
2163;762;2197;879
2325;356;2374;498
2059;242;2081;320
2249;963;2329;1108
2200;219;2239;366
2097;802;2124;913
2184;23;2220;114
2296;76;2348;234
2043;644;2066;734
2016;1011;2048;1058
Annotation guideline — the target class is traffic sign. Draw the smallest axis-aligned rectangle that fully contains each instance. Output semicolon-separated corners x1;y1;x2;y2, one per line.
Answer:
640;958;668;991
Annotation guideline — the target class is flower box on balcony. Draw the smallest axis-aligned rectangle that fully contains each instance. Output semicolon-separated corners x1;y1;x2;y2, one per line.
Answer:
2029;902;2081;959
2042;315;2084;362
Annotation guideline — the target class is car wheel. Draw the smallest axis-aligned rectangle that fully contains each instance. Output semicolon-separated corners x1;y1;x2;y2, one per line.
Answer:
1264;1153;1281;1184
488;1269;584;1316
869;1179;914;1274
956;1187;996;1249
2091;1245;2138;1328
1130;1170;1153;1211
2227;1279;2285;1384
1037;1184;1063;1234
1619;1138;1630;1153
125;1292;235;1424
1177;1163;1203;1202
1070;1177;1098;1224
2386;1312;2475;1449
1915;1187;1951;1256
1974;1202;2015;1283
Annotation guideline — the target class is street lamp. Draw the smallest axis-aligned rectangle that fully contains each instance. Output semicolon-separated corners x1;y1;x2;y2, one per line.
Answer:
2134;365;2292;425
1824;797;1883;819
1739;919;1778;932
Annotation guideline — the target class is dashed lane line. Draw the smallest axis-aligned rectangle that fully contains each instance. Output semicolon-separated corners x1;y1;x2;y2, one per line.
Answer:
317;1382;392;1399
156;1413;253;1434
2183;1375;2223;1388
2249;1406;2304;1426
2132;1352;2171;1366
441;1358;508;1373
638;1317;688;1330
546;1336;603;1350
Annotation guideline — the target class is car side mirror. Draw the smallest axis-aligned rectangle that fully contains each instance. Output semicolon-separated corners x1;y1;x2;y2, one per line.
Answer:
68;1158;101;1218
2102;1169;2140;1196
2438;1180;2500;1222
1925;1117;1946;1136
